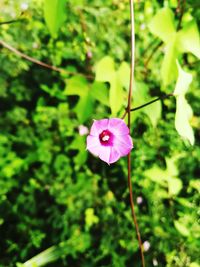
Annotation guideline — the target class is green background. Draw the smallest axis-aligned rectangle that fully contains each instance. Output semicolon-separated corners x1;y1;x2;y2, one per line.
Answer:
0;0;199;266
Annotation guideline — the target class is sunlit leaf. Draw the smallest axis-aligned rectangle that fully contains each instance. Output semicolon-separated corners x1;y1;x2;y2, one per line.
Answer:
168;177;183;195
85;208;99;229
175;95;194;145
174;220;190;237
189;263;200;267
21;245;61;267
132;82;161;127
95;56;115;82
117;61;130;90
144;166;168;186
148;7;175;42
145;156;182;196
44;0;66;37
161;34;178;86
109;73;124;115
95;56;124;115
177;20;200;58
20;231;91;267
174;61;193;96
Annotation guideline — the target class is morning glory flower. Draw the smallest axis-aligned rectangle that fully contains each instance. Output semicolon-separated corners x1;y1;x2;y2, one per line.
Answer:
86;118;133;164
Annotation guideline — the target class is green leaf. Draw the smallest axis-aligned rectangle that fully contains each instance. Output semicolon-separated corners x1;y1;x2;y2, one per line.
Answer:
95;56;124;115
64;76;88;96
174;220;190;237
148;7;175;43
20;231;91;266
145;157;182;196
144;166;168;186
90;82;109;106
143;100;161;127
132;82;161;127
44;0;66;37
174;62;194;145
132;82;149;107
75;92;93;123
177;20;200;59
168;177;183;195
189;263;200;267
21;245;61;267
174;61;193;96
161;34;178;86
95;56;115;82
109;73;124;115
175;96;194;145
64;76;93;123
117;62;130;90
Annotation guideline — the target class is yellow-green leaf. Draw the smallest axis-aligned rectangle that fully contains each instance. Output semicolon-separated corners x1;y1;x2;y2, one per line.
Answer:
174;61;193;96
174;220;190;237
44;0;66;37
95;56;124;115
168;177;183;195
117;61;130;90
161;34;178;86
175;95;194;145
95;56;115;82
177;20;200;59
64;76;88;96
148;7;175;43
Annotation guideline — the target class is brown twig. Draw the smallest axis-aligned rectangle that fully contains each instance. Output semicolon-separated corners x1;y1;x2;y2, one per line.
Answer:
0;39;94;79
177;0;186;30
128;1;145;267
0;18;25;25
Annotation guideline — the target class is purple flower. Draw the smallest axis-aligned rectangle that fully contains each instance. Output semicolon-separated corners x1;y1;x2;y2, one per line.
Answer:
86;118;133;164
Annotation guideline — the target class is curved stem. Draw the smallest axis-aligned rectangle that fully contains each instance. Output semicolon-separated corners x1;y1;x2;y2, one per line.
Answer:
130;94;173;112
0;19;25;25
0;39;93;79
128;1;145;267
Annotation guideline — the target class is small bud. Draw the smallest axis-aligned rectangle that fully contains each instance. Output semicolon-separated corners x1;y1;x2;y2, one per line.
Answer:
136;196;143;204
86;51;93;60
153;258;158;266
78;125;89;136
143;241;150;252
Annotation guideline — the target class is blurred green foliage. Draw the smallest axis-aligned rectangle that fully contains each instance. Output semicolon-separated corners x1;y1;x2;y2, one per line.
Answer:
0;0;200;266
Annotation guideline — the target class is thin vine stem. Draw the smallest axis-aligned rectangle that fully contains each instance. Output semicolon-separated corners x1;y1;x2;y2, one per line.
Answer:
128;1;145;267
0;19;25;25
130;93;173;112
0;39;93;79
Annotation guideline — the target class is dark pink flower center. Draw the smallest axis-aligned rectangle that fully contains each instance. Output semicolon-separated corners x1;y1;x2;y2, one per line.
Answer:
99;130;113;146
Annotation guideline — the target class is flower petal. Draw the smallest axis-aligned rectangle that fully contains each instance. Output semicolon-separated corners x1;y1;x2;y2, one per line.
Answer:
86;135;101;156
109;147;120;164
90;119;109;136
98;146;111;164
114;134;133;156
108;118;129;136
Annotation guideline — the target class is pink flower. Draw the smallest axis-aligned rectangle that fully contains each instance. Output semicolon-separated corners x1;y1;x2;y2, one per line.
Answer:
78;125;89;136
86;118;133;164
